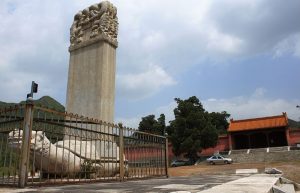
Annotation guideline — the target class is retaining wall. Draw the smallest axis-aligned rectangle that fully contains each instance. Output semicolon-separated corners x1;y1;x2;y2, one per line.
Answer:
229;150;300;163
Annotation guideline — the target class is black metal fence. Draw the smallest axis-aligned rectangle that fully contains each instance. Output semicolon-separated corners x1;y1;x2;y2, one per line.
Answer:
0;101;168;187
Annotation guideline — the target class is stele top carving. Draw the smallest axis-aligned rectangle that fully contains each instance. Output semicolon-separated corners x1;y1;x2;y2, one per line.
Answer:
70;1;118;49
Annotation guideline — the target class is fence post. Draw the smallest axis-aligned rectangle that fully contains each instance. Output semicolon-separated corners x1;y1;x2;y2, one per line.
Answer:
164;134;169;178
19;99;34;188
119;124;124;181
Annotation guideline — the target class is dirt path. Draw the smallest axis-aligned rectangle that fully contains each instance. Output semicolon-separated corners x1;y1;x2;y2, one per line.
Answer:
169;161;300;183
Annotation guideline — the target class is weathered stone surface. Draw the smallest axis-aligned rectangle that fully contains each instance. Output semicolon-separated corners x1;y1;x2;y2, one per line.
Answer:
8;129;125;176
69;1;118;49
66;1;118;125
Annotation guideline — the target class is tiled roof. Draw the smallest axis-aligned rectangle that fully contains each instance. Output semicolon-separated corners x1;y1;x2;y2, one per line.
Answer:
228;113;288;132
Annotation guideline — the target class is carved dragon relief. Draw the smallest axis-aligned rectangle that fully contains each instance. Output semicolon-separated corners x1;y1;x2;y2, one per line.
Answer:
70;1;118;48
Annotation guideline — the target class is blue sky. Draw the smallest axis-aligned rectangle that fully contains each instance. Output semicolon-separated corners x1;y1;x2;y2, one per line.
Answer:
0;0;300;128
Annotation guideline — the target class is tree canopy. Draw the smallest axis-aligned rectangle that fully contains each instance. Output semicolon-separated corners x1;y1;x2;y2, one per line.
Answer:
138;114;166;135
167;96;219;161
209;111;230;134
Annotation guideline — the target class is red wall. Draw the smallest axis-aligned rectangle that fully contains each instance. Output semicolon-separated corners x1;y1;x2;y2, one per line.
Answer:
200;135;229;156
289;129;300;145
167;135;229;160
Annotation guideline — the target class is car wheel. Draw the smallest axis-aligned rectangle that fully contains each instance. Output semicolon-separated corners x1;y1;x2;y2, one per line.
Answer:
210;161;215;165
224;160;229;164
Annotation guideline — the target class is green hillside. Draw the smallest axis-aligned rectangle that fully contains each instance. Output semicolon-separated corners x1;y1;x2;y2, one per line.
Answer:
288;118;300;129
0;96;65;112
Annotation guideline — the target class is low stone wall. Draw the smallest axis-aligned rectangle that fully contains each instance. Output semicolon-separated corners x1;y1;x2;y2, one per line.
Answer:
229;150;300;163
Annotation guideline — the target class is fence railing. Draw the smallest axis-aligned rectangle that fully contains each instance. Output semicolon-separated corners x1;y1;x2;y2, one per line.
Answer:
0;101;168;187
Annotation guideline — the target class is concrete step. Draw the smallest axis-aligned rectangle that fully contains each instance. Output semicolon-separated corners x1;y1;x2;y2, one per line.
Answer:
230;149;248;154
269;146;289;153
250;148;267;153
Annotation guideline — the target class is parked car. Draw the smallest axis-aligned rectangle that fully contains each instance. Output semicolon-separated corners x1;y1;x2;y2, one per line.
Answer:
171;160;192;167
206;155;232;165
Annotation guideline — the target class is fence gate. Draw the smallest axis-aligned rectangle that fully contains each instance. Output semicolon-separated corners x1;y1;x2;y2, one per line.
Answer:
0;101;168;187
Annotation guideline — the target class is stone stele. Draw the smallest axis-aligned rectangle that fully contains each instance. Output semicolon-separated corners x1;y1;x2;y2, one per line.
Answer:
66;1;118;123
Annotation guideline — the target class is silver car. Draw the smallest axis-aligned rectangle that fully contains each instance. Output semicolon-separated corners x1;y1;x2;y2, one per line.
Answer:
206;155;232;165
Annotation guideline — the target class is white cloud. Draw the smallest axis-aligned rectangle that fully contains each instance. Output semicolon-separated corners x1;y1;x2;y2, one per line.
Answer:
117;88;300;129
117;64;176;100
142;31;167;52
203;88;300;121
0;0;299;123
0;0;72;103
206;28;244;55
116;100;177;129
273;33;300;58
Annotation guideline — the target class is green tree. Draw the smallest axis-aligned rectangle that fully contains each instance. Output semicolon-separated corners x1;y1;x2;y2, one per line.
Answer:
167;96;218;161
209;111;230;134
138;114;166;135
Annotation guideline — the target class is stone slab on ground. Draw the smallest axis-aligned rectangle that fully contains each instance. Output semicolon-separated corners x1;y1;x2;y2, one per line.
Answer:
236;168;258;174
154;184;205;190
273;184;295;193
197;174;279;193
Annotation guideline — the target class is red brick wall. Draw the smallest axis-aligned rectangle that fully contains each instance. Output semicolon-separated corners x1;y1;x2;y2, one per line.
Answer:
289;129;300;145
200;135;229;156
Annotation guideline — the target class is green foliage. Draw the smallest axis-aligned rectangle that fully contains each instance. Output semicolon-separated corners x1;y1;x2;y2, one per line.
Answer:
288;118;300;129
167;96;219;161
0;134;19;176
209;111;230;134
138;114;166;135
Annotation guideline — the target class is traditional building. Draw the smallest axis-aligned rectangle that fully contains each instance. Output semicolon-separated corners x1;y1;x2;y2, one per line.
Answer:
168;113;300;158
228;113;289;149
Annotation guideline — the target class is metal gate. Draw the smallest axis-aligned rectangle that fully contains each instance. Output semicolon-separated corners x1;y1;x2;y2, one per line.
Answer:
0;101;168;187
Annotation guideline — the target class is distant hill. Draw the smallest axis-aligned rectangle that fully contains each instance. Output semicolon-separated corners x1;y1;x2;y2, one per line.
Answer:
288;118;300;129
0;96;65;112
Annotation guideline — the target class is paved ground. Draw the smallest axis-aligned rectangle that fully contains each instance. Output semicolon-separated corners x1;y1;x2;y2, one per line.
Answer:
0;174;248;193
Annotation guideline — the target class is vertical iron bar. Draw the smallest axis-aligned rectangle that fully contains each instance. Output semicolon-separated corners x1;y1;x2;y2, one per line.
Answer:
79;117;82;182
2;131;8;183
54;135;58;183
18;100;34;188
119;125;124;181
164;136;169;178
39;113;46;185
89;124;92;182
84;122;88;182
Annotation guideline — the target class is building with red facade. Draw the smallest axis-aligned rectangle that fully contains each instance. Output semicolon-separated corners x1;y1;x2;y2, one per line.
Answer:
168;113;300;158
228;113;290;149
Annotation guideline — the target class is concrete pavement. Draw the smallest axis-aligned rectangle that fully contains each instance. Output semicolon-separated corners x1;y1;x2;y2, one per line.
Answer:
0;174;280;193
197;174;280;193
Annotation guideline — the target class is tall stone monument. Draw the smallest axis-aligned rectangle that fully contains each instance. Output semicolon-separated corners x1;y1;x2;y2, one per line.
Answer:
66;1;118;123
